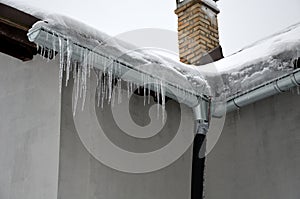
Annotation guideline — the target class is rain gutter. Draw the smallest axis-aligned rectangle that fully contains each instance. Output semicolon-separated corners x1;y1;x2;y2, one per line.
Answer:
224;67;300;115
27;23;211;134
27;23;300;133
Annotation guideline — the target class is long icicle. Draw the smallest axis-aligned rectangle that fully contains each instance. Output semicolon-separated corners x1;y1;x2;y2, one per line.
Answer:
161;80;166;122
66;38;73;87
58;37;64;93
156;80;160;119
81;49;89;111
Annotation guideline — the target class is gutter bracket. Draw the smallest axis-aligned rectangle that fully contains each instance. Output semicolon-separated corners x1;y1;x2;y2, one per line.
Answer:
273;81;285;93
232;98;241;109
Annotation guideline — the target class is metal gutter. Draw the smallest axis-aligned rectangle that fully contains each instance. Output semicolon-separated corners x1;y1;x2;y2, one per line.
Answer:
27;23;300;131
27;23;211;132
224;68;300;115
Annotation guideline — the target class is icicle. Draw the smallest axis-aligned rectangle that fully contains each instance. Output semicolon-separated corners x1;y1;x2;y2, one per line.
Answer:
104;60;109;101
127;81;130;98
66;38;73;87
96;71;101;107
237;108;241;120
133;83;137;95
52;32;56;58
49;47;53;62
41;45;45;59
87;51;91;79
101;80;105;109
112;61;116;89
111;83;116;107
156;80;160;119
45;32;49;61
42;34;49;62
117;78;122;104
107;62;113;104
105;74;109;100
73;63;81;116
47;49;51;62
80;49;86;99
98;72;102;108
58;37;64;93
148;81;151;104
81;49;89;111
101;74;106;109
88;51;94;78
130;81;133;97
97;84;101;107
73;66;77;116
161;80;166;122
79;66;83;99
137;81;141;95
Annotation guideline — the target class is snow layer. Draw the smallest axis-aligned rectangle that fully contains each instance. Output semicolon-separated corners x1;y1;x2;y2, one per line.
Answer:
2;0;300;101
30;17;211;93
201;22;300;98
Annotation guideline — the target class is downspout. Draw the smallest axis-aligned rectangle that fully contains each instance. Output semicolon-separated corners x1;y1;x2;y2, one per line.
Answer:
190;97;210;199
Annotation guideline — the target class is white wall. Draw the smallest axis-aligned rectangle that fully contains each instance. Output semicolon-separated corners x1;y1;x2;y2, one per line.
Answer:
0;53;61;199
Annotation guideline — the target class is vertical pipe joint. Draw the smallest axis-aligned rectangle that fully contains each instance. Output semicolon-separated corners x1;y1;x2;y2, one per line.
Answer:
193;97;211;135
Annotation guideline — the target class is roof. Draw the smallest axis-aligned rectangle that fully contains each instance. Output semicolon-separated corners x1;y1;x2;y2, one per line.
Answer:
202;22;300;98
1;0;300;102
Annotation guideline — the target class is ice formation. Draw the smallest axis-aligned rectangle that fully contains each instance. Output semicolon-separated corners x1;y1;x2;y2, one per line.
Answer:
2;0;300;111
29;18;212;116
27;14;300;113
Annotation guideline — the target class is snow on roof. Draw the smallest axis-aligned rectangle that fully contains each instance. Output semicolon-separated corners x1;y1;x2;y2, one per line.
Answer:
2;0;300;100
201;22;300;98
29;18;211;97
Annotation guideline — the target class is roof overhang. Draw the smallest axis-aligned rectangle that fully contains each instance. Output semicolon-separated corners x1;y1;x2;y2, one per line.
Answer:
0;3;39;61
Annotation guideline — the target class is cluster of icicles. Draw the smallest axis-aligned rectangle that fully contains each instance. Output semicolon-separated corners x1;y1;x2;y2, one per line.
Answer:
36;33;179;120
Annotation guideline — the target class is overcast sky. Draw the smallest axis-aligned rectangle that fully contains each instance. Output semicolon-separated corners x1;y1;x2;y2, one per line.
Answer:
11;0;300;56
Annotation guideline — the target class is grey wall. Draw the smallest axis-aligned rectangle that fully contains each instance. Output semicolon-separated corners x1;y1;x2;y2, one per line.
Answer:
4;50;299;199
0;53;61;199
205;92;300;198
0;52;195;199
57;74;194;199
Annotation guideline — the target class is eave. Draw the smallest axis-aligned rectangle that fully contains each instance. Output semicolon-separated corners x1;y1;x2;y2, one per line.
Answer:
0;3;39;61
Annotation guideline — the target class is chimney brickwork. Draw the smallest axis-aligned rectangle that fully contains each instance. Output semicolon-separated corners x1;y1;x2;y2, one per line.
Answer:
175;0;220;65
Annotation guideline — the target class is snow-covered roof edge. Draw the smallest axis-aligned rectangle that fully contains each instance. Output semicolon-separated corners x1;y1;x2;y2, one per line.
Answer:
2;0;300;100
200;22;300;98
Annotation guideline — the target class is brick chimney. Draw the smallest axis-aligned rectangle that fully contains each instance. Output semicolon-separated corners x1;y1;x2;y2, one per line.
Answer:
175;0;221;65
